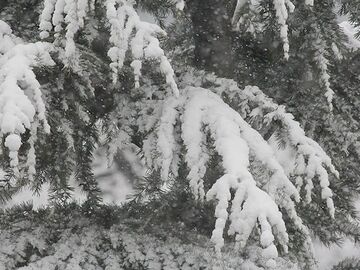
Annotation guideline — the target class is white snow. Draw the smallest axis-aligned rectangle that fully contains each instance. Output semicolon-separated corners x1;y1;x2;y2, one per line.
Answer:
313;32;335;111
340;21;360;49
157;96;180;182
106;0;179;96
39;0;57;39
4;134;21;152
273;0;292;59
40;0;88;67
0;22;53;175
175;0;185;11
305;0;314;6
148;86;304;267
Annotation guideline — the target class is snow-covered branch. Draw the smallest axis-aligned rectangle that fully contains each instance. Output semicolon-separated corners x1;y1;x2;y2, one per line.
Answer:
0;20;53;177
135;69;338;264
137;85;321;267
313;33;335;111
232;0;294;59
238;85;337;216
1;209;301;270
0;21;20;55
106;0;179;96
157;96;182;182
40;0;91;67
185;71;337;218
205;76;336;219
184;87;294;263
39;0;179;96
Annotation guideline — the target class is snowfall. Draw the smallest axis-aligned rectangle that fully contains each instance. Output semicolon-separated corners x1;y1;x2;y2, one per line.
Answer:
1;11;360;270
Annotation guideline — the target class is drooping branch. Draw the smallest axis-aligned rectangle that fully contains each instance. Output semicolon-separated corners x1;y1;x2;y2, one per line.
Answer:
202;73;338;218
39;0;179;96
232;0;294;59
106;0;178;95
0;21;54;177
125;67;339;266
133;84;332;267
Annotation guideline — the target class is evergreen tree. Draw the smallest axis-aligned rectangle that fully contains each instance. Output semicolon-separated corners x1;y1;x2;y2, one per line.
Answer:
0;0;359;269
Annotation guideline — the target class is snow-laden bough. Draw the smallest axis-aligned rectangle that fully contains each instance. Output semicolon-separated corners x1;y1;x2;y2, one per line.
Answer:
0;20;54;179
139;74;338;267
39;0;179;96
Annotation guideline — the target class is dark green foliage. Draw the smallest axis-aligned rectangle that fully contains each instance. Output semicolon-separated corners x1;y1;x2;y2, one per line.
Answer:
0;0;44;40
332;257;360;270
125;168;216;236
0;0;116;207
170;0;360;250
1;0;360;268
157;6;360;268
0;204;256;270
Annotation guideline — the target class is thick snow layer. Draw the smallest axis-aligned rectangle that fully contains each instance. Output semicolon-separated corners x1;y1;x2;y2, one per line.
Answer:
39;0;179;94
0;21;53;175
106;0;179;95
149;86;306;266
